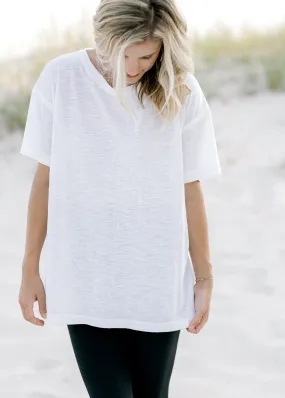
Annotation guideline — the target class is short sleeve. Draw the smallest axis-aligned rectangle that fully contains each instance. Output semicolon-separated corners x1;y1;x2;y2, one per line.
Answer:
20;63;54;167
182;74;221;183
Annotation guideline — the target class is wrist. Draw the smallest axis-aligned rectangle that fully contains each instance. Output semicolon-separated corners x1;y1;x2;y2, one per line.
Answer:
195;275;213;282
22;260;39;278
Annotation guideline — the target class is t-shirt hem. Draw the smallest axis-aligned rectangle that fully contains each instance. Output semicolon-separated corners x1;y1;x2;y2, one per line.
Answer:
184;168;222;183
20;147;51;167
45;313;191;332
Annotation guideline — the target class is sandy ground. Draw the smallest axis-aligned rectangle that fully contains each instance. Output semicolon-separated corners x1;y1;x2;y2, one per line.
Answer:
0;92;285;397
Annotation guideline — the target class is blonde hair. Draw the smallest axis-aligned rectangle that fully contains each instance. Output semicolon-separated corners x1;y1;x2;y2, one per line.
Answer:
92;0;194;121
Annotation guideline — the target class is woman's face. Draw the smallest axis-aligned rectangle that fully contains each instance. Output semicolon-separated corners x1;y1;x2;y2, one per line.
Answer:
123;37;162;84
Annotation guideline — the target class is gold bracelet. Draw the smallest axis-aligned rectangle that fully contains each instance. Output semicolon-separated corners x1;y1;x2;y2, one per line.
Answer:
195;276;213;282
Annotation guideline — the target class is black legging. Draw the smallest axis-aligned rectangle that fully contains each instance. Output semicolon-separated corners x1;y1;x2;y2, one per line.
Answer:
67;324;181;398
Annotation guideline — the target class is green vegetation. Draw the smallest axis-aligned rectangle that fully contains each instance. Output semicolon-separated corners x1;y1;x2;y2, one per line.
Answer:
193;23;285;95
0;15;284;133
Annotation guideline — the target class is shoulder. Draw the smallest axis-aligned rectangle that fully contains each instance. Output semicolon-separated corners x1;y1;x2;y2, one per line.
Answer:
184;72;205;102
39;50;82;82
185;72;201;91
185;72;209;107
182;73;210;119
32;50;83;101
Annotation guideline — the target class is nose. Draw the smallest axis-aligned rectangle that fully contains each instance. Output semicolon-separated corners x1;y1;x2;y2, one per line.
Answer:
126;60;140;76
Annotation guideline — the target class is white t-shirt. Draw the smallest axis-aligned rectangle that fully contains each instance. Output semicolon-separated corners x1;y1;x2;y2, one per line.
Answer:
20;48;221;332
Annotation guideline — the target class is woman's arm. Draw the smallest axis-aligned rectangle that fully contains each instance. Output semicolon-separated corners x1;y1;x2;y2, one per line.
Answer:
184;180;214;334
22;162;49;277
184;180;213;280
19;162;50;326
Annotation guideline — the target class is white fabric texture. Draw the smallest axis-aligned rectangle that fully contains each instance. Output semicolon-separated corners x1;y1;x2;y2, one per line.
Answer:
20;49;221;332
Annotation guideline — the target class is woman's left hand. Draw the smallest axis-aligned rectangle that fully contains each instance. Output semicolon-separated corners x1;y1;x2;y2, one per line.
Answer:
186;279;213;334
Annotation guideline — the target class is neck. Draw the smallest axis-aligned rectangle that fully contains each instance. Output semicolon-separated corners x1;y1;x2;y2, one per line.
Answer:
88;49;114;88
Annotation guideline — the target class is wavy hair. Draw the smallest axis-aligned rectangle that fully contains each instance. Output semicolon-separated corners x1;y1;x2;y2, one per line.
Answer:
92;0;194;121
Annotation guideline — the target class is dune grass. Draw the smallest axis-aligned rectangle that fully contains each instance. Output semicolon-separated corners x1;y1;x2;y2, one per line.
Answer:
0;16;284;133
192;23;285;94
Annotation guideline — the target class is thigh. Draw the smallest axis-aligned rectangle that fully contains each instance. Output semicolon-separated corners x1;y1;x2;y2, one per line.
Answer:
67;324;133;398
129;329;181;398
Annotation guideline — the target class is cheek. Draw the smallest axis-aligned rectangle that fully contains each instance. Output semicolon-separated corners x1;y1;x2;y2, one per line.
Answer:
143;60;157;72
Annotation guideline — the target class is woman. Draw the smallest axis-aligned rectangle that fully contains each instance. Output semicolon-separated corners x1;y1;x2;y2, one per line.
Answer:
18;0;221;397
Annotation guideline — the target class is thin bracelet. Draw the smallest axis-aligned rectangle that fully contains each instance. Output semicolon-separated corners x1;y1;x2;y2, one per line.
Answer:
195;276;213;282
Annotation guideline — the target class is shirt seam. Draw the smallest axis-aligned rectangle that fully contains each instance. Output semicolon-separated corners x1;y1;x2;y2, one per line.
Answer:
33;87;53;113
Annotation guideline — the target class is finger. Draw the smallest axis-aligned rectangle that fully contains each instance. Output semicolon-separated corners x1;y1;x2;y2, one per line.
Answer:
187;312;204;331
22;304;44;326
37;294;47;319
195;313;209;333
19;302;27;320
186;322;201;333
19;300;30;321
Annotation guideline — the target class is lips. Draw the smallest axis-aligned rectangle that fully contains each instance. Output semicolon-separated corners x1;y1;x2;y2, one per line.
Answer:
127;73;139;78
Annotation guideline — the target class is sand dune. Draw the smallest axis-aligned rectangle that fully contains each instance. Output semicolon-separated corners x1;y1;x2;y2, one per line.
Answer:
1;92;285;397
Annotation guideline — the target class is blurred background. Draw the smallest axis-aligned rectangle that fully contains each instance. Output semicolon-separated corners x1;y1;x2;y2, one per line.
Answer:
0;1;285;397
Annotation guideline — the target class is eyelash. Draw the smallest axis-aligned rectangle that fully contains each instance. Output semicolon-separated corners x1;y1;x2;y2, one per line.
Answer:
125;56;153;60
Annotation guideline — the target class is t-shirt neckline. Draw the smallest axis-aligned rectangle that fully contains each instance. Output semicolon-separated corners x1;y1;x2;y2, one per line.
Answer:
78;48;134;97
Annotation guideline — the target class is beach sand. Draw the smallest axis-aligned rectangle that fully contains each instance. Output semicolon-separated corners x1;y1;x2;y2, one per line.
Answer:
1;92;285;397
